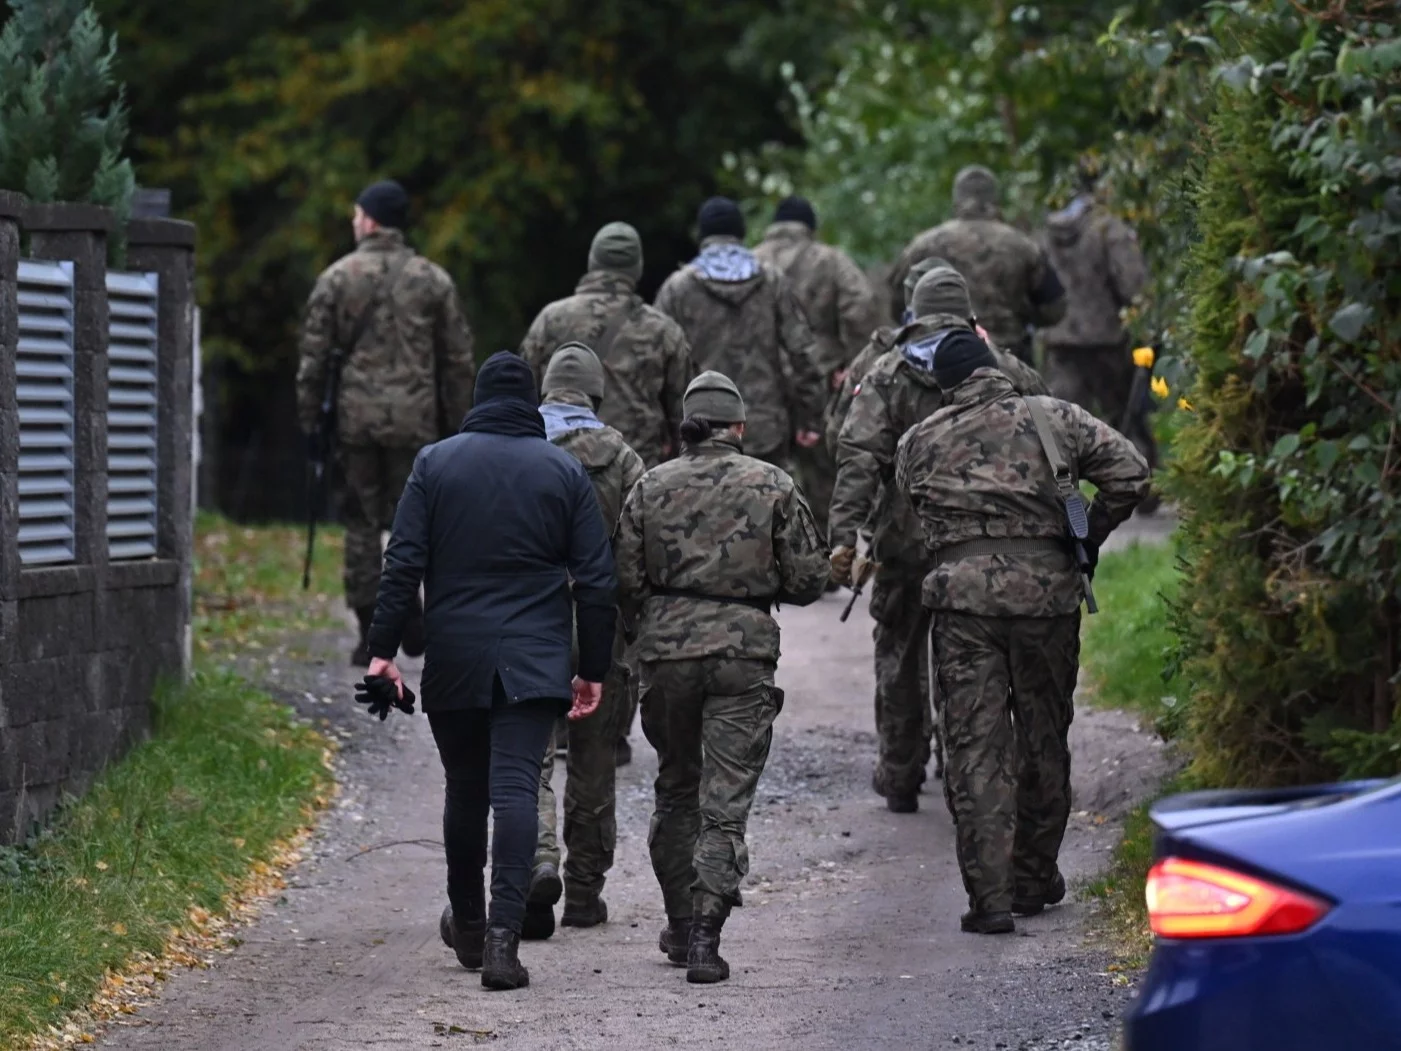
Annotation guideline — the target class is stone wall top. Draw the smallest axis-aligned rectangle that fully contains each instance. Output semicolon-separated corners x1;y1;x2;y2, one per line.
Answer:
24;202;117;234
127;217;196;250
0;191;26;221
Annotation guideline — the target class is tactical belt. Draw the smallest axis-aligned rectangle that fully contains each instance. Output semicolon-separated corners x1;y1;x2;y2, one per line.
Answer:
651;585;773;614
932;537;1069;567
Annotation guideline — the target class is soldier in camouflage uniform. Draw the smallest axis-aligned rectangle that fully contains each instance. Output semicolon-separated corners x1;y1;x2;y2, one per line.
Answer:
519;222;695;469
889;166;1067;363
753;196;877;538
297;180;476;665
654;198;826;467
829;268;1047;813
1041;180;1155;466
523;343;645;940
894;333;1148;934
615;371;829;984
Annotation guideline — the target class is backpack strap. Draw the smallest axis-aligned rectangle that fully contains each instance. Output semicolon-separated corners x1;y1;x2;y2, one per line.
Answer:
341;252;413;361
593;299;642;364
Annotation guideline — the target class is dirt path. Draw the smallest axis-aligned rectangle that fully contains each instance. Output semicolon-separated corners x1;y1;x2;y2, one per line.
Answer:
98;516;1173;1051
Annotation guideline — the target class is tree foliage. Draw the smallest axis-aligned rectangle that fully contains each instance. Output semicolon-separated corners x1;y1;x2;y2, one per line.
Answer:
0;0;134;215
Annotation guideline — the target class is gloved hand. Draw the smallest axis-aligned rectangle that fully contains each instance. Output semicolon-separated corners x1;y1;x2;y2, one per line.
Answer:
1082;541;1101;581
355;675;417;721
829;545;856;587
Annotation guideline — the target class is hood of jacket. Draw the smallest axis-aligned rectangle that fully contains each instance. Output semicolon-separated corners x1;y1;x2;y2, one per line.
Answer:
894;313;975;390
1046;195;1094;248
690;237;765;305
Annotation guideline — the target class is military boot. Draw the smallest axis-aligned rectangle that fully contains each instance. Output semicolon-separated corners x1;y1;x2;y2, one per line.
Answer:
561;895;608;929
659;918;692;965
1012;868;1067;917
351;605;375;667
960;909;1016;935
480;927;529;991
686;919;730;984
439;903;485;970
886;793;918;814
400;594;426;658
521;862;562;941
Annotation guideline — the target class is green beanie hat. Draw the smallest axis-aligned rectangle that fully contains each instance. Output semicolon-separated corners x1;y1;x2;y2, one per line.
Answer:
542;341;606;401
911;266;973;320
588;221;644;282
952;165;1001;218
683;370;746;423
903;256;951;307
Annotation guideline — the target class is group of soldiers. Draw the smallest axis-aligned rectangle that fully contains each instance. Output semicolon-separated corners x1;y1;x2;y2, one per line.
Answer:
295;166;1152;980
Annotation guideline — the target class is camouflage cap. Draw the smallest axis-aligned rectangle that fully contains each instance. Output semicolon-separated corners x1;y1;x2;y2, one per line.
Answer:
588;221;644;282
903;256;952;307
683;370;746;423
542;341;606;400
952;165;1000;219
911;266;973;319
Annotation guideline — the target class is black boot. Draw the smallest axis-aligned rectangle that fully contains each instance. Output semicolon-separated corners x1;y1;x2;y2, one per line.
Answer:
614;736;632;768
400;594;426;658
561;896;608;929
481;926;529;990
440;903;485;969
351;605;375;667
659;917;692;965
1013;869;1067;917
521;862;562;941
686;919;730;984
960;909;1016;935
886;793;918;814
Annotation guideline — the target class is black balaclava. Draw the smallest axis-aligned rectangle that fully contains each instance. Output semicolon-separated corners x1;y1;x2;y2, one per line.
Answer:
931;330;998;391
474;351;539;408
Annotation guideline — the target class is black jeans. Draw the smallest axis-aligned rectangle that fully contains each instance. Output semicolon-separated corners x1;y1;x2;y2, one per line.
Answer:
427;687;560;934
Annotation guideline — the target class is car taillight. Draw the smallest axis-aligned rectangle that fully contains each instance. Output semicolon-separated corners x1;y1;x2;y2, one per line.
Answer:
1145;857;1329;939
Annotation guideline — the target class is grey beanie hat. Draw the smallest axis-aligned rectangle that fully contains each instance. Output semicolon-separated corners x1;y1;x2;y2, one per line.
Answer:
952;165;1001;217
911;266;974;320
683;370;746;423
903;256;952;307
542;341;606;401
588;221;644;282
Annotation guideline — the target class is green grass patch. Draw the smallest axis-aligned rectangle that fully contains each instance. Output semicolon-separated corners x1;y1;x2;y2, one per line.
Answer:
1081;540;1184;724
1082;791;1164;966
0;671;330;1043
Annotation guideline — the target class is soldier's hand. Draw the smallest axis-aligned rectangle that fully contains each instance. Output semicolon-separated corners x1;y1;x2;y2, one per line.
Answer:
852;552;877;586
830;545;856;587
794;429;821;449
569;677;603;721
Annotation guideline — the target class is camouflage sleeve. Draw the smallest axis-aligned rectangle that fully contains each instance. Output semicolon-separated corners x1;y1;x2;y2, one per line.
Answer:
774;482;831;607
1028;246;1068;329
614;476;649;630
828;378;895;549
295;273;337;435
618;445;646;507
1065;402;1150;546
996;351;1050;397
824;336;879;454
833;252;878;366
1103;216;1148;308
775;280;827;432
435;283;477;436
661;323;695;446
652;272;683;323
518;307;553;391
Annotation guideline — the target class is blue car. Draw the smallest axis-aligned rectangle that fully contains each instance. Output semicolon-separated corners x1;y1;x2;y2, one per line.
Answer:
1124;777;1401;1051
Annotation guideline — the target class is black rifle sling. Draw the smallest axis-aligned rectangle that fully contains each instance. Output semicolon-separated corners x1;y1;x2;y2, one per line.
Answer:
341;251;413;362
592;299;641;364
1022;396;1077;496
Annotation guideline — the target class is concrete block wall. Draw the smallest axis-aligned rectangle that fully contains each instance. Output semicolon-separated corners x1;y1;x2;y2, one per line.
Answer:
0;196;197;842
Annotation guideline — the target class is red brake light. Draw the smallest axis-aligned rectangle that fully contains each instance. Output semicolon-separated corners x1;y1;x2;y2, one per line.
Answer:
1145;857;1329;939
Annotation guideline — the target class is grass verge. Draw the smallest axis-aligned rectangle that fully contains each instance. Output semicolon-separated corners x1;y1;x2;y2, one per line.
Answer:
0;515;341;1046
1082;787;1171;967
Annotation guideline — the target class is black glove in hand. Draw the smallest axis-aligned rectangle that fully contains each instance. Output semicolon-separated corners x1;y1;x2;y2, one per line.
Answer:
355;675;417;721
1082;541;1101;581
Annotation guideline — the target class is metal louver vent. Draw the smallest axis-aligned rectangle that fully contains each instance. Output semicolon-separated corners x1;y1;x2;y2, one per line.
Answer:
105;270;160;560
16;260;77;566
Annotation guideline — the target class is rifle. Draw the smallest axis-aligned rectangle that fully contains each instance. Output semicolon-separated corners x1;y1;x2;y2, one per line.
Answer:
839;555;877;623
303;348;344;590
1023;397;1098;614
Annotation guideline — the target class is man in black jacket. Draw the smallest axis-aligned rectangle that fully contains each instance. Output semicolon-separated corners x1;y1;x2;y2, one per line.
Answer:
365;352;618;991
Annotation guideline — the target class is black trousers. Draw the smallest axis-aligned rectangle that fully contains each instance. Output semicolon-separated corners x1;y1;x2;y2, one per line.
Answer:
427;687;559;934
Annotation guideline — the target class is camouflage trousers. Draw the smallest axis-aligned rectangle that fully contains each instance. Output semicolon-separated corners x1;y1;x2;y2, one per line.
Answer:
639;657;781;922
870;564;937;797
1044;343;1157;469
793;440;836;543
338;444;419;609
535;643;629;904
932;611;1080;913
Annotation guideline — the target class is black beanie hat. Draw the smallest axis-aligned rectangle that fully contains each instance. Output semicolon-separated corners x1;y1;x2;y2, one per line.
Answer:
356;180;409;230
474;351;539;407
931;329;998;391
773;195;817;230
697;196;746;241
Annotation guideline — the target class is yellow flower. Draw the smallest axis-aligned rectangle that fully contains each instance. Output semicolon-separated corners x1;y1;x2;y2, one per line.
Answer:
1150;376;1169;400
1178;397;1194;412
1133;346;1156;369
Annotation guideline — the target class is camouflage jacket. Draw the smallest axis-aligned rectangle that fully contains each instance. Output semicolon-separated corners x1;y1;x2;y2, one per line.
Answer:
615;433;830;663
825;325;897;454
829;316;1048;564
1040;198;1148;349
654;238;825;457
542;390;647;534
520;270;695;468
894;370;1149;617
297;229;476;447
753;222;877;378
888;219;1066;357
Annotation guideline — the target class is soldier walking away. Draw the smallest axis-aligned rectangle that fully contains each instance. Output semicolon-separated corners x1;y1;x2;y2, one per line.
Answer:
889;166;1067;363
518;221;695;469
753;195;877;539
894;333;1148;935
525;343;645;941
654;197;826;468
1040;165;1157;472
615;371;829;983
297;179;476;666
829;268;1048;814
